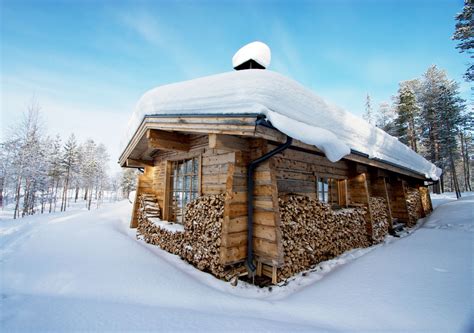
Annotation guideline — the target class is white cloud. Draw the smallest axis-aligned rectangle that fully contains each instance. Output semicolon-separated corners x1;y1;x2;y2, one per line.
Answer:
113;9;210;79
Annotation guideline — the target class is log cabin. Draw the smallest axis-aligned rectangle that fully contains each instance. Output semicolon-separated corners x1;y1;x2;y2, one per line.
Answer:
119;52;440;284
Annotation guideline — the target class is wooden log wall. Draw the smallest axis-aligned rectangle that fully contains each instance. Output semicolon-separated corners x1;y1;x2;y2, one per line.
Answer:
347;172;374;240
387;179;410;224
220;138;284;267
369;176;393;228
251;156;284;265
272;146;350;198
130;166;155;228
220;151;249;265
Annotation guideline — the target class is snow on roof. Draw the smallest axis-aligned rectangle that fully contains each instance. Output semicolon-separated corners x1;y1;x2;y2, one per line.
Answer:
124;69;441;180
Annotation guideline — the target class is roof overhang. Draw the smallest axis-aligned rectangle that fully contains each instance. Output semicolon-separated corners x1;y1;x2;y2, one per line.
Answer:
118;114;259;167
119;113;429;181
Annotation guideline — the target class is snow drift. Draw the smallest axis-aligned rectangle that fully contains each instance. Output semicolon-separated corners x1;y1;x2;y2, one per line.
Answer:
123;69;441;180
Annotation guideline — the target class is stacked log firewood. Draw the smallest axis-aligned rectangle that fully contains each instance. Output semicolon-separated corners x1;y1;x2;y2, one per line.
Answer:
406;188;423;227
278;195;369;281
138;193;161;219
181;194;226;277
137;193;240;280
136;193;183;254
369;197;390;243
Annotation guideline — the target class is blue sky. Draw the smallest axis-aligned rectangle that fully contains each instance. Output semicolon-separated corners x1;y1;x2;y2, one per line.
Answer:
1;0;470;172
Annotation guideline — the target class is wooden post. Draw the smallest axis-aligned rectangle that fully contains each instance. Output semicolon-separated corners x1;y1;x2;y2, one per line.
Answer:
347;172;373;241
387;178;410;224
163;161;172;221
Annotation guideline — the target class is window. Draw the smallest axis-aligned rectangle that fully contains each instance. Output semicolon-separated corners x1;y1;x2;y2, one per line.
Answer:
316;177;344;206
317;177;328;203
167;157;200;223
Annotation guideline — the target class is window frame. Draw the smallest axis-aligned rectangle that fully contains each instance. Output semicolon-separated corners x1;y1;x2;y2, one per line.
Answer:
164;154;201;224
316;176;347;208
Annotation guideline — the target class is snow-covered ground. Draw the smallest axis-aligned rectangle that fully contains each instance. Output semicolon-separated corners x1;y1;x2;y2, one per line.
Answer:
1;193;472;332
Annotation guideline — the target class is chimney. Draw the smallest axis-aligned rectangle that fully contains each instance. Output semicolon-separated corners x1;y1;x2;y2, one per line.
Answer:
232;41;271;71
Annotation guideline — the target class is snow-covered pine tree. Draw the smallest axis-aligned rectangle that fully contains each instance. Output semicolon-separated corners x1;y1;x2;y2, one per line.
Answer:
94;143;110;208
436;82;466;198
0;138;21;209
80;139;100;210
456;101;473;192
394;81;420;152
363;94;374;124
10;99;45;218
459;129;473;191
46;135;63;212
418;66;446;192
60;134;79;212
71;145;84;202
375;101;396;135
453;0;473;82
121;168;138;199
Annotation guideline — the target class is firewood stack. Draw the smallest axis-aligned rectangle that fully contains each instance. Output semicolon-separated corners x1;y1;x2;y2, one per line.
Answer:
369;196;390;243
181;194;227;277
278;195;370;281
406;188;423;227
137;193;240;280
136;194;183;254
139;194;161;219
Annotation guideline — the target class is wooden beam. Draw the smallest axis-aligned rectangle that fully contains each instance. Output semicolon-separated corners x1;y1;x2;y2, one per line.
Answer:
147;129;190;152
255;124;426;180
208;134;250;151
126;158;153;168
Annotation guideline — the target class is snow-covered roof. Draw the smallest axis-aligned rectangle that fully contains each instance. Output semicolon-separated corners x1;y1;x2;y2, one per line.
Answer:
124;69;441;180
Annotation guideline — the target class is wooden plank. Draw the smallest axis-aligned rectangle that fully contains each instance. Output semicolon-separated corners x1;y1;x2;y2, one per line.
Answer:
347;172;373;240
254;224;276;242
120;115;258;166
202;152;236;166
163;161;172;221
220;244;247;264
208;134;250;151
387;179;410;222
147;129;190;151
226;216;248;233
253;211;276;226
228;203;247;218
221;231;247;247
256;124;426;180
253;237;279;257
126;158;154;168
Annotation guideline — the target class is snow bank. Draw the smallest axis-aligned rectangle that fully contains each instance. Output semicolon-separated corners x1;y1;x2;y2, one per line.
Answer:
123;70;441;180
148;217;184;233
0;198;472;331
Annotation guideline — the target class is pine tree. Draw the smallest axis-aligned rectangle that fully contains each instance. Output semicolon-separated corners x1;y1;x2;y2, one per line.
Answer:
47;135;63;212
121;168;138;199
419;66;445;177
80;139;99;210
363;94;374;124
375;101;396;135
453;0;474;82
394;81;420;152
436;82;466;198
60;134;79;211
11;99;44;218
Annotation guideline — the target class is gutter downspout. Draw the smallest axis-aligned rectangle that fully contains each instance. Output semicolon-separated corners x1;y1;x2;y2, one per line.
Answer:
246;135;293;277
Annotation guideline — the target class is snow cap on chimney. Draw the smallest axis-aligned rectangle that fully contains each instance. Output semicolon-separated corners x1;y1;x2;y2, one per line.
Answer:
232;41;271;70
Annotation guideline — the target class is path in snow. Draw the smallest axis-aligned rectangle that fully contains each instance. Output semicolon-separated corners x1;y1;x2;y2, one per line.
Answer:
0;197;472;332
